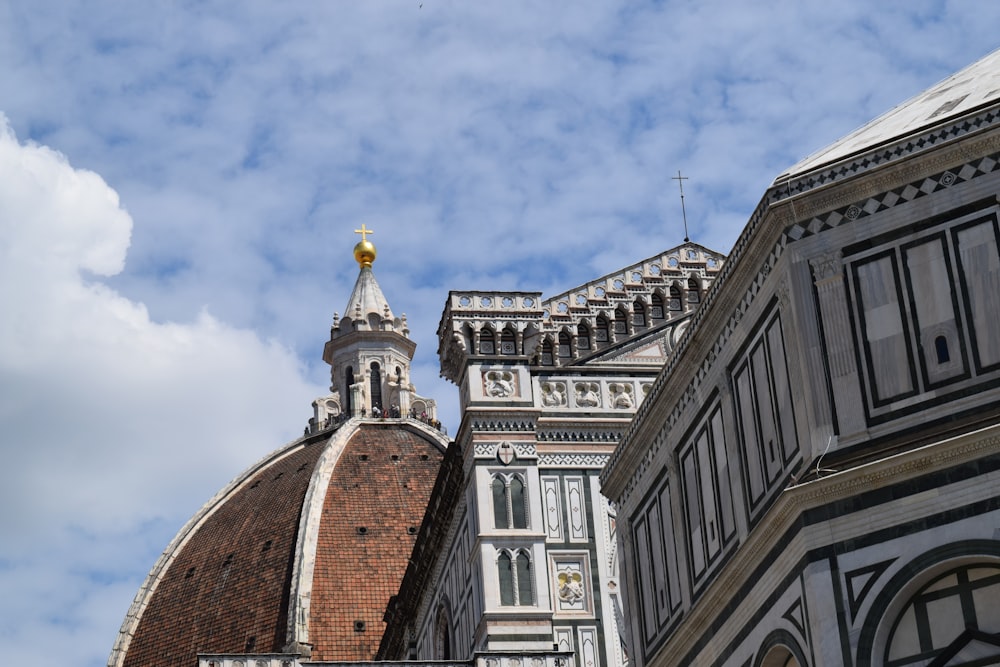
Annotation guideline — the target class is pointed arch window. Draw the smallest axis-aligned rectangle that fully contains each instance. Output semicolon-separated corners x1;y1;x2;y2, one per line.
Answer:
501;328;517;355
687;277;701;304
614;308;628;334
650;293;665;320
498;548;534;606
434;606;452;660
633;300;647;327
479;326;496;355
498;552;515;606
669;284;683;311
369;362;383;410
540;339;554;366
577;323;591;351
492;473;528;529
595;316;610;344
492;477;509;529
558;331;572;358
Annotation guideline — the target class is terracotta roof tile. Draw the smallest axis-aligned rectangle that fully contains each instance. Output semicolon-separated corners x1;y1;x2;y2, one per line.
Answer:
124;441;324;667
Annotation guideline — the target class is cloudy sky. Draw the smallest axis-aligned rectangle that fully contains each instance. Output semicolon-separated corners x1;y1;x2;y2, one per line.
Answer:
0;1;997;664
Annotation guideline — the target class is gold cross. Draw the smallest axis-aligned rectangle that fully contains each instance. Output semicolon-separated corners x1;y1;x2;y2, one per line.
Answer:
354;224;374;242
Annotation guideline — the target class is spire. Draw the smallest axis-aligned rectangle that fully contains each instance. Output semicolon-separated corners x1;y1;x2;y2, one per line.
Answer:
343;225;395;324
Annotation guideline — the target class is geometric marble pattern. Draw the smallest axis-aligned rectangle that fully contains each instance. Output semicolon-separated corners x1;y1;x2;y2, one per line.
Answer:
845;558;896;620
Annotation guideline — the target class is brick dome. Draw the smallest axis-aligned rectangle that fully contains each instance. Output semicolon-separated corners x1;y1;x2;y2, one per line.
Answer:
110;419;448;666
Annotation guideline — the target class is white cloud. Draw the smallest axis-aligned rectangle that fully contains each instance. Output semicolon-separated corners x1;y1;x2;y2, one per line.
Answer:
0;117;324;664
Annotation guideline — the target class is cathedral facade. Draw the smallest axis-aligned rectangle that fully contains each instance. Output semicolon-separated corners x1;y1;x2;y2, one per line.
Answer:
379;243;722;667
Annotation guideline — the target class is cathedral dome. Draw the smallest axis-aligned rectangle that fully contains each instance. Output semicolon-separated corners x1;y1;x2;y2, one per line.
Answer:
110;418;448;666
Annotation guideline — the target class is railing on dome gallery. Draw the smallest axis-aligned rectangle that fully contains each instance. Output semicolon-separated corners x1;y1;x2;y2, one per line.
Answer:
306;412;447;437
200;651;573;667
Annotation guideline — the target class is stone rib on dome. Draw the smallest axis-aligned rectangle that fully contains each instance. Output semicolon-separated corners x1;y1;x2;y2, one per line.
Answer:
113;419;447;667
309;425;445;660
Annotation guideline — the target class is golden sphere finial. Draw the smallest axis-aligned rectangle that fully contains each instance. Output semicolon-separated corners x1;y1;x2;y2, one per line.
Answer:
353;224;376;268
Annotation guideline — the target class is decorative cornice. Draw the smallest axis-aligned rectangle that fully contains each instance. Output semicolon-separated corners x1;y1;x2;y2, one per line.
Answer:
537;453;611;468
775;105;1000;202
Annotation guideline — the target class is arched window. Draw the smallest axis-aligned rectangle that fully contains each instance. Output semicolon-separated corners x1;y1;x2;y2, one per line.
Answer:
501;328;517;355
492;477;509;529
595;316;610;345
369;362;382;410
633;300;646;327
687;277;701;304
883;564;1000;665
614;308;628;335
492;473;528;530
935;335;951;363
650;293;665;320
479;326;496;355
577;323;591;351
345;366;355;415
540;338;554;366
434;606;451;660
498;552;515;606
509;476;527;529
498;549;534;607
516;551;533;605
669;284;682;311
558;331;572;358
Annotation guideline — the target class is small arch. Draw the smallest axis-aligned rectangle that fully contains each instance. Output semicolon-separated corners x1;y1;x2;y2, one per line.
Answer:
501;327;517;355
576;322;591;351
492;476;509;529
650;292;665;320
669;283;683;311
687;276;701;304
935;335;951;363
558;331;572;359
498;551;515;606
369;361;382;411
614;307;629;335
754;635;805;667
633;300;647;327
595;315;611;346
515;550;534;605
540;338;555;366
434;605;452;660
510;475;527;529
479;325;497;355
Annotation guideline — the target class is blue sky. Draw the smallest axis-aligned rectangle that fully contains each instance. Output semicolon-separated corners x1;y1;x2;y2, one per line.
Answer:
0;1;998;664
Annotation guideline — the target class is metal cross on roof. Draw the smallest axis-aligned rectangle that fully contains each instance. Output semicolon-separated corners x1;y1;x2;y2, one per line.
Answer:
354;223;374;242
